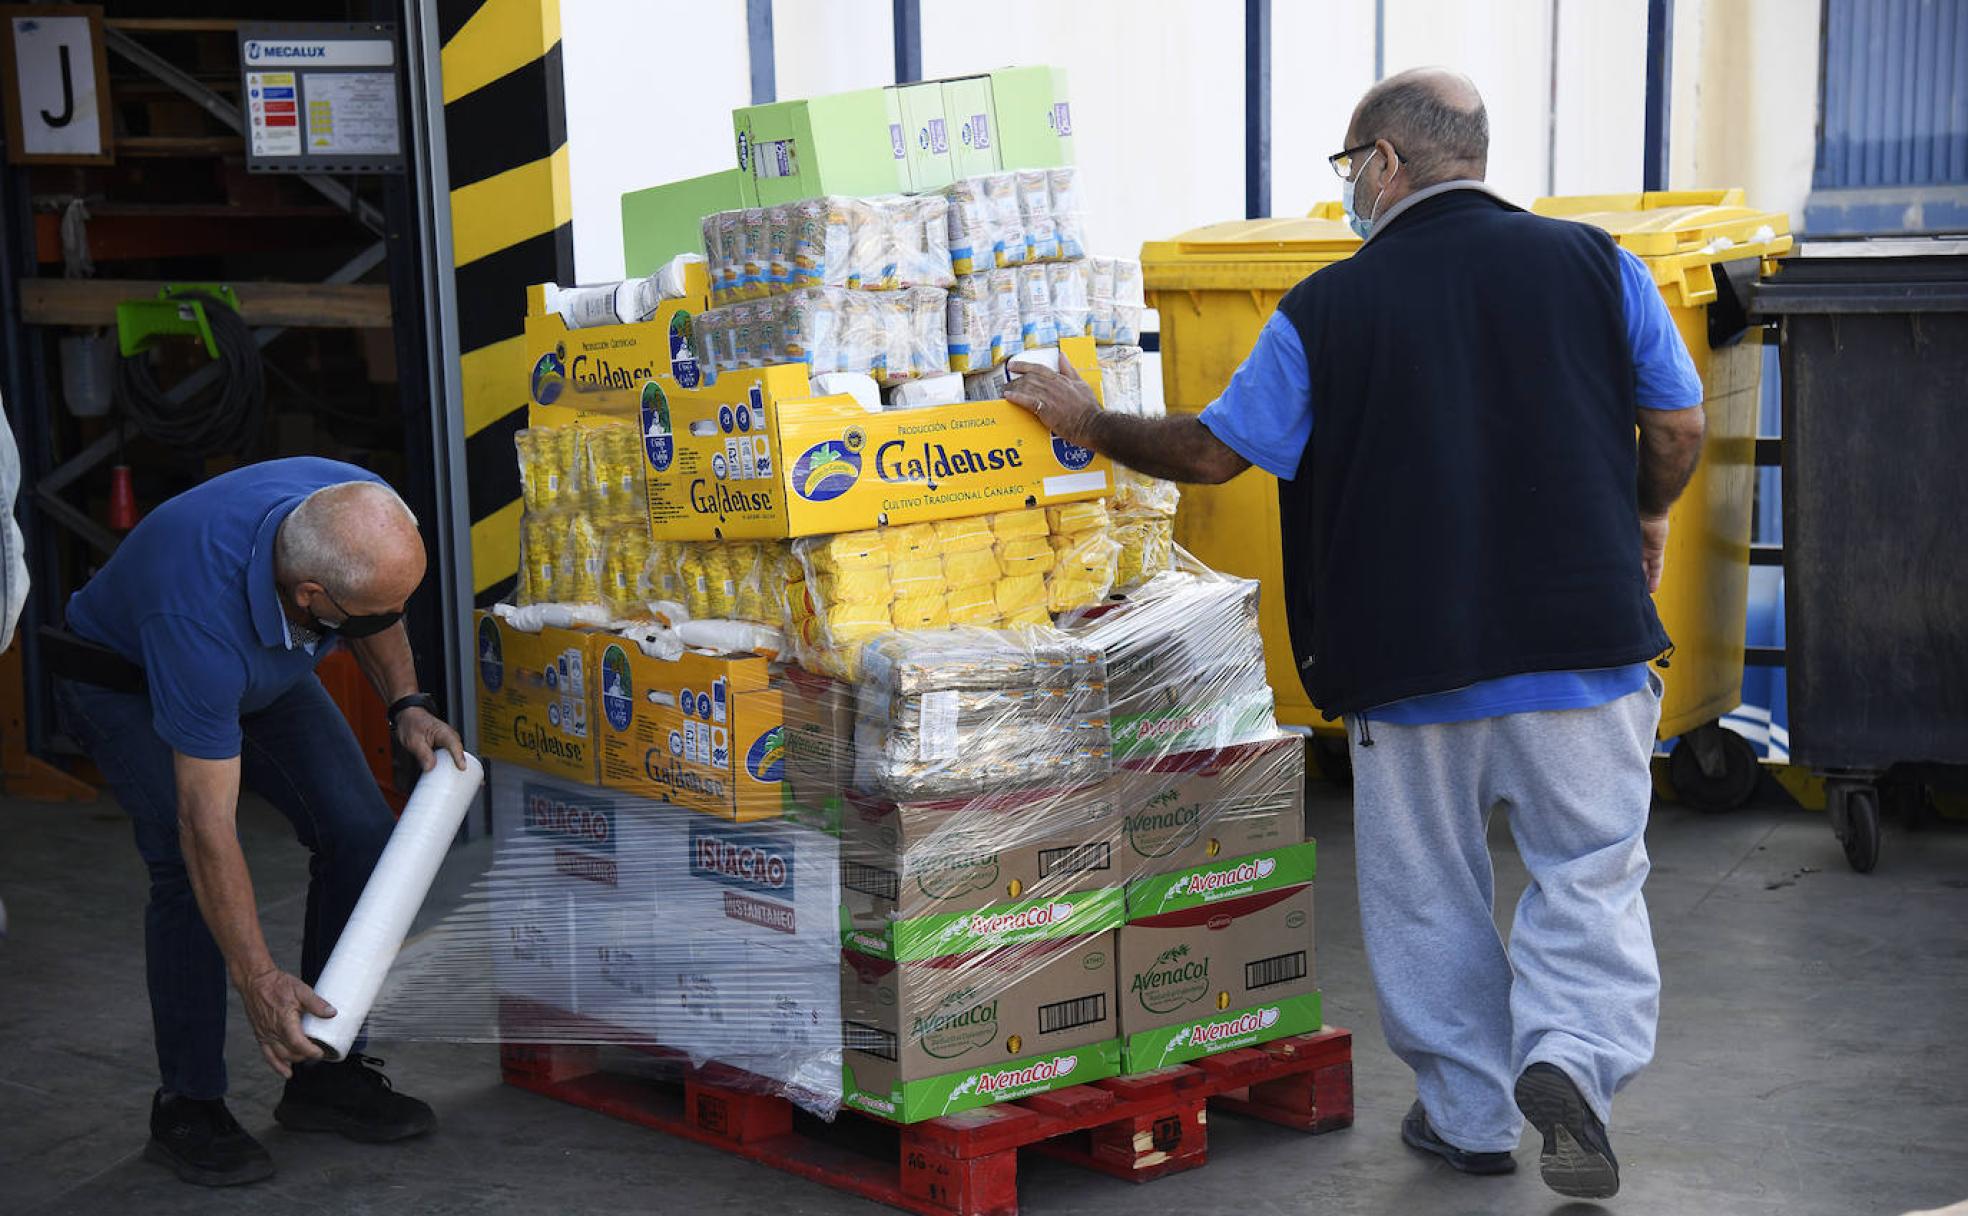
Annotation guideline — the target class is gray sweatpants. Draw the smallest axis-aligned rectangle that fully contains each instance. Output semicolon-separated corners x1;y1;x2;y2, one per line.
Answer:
1350;672;1664;1153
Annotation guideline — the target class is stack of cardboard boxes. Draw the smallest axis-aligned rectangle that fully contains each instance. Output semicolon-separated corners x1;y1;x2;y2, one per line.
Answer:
467;64;1321;1126
623;68;1072;274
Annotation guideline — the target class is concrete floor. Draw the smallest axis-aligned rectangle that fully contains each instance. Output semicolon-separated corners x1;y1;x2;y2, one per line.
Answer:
5;776;1968;1216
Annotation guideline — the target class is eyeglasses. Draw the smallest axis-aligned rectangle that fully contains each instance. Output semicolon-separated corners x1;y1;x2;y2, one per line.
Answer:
1328;141;1391;181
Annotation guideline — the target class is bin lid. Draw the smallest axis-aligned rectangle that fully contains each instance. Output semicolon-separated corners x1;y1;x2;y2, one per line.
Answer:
1532;189;1793;306
1142;206;1361;291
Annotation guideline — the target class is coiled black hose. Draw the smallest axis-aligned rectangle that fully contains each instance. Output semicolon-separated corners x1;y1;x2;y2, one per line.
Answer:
115;291;265;457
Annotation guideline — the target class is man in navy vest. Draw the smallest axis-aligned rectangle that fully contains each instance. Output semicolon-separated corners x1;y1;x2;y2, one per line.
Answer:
1006;68;1706;1199
54;460;466;1186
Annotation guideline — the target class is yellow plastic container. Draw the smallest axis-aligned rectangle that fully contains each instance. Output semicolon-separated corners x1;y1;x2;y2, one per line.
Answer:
1142;190;1791;739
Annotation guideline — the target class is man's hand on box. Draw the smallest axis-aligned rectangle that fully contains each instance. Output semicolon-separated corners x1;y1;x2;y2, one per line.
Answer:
1003;357;1102;446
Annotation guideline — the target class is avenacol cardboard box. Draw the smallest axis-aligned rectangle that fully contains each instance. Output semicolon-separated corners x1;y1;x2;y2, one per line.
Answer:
522;270;711;424
640;338;1112;541
1118;883;1319;1072
594;640;785;821
474;611;601;782
840;931;1120;1121
1114;736;1304;875
1124;839;1317;921
840;784;1124;961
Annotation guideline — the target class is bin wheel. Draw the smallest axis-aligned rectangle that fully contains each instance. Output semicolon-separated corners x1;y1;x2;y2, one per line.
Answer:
1667;724;1759;812
1310;736;1353;788
1838;787;1882;874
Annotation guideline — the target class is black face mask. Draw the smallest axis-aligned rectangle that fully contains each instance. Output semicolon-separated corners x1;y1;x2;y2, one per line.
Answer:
312;588;403;639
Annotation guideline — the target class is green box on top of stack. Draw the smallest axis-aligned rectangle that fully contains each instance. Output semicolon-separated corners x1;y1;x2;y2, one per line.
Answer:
736;87;911;206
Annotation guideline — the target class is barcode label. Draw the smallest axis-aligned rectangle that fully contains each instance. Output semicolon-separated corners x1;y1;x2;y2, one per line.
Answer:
842;860;900;902
1038;841;1111;878
1038;992;1107;1035
1246;950;1308;991
918;690;960;760
843;1020;898;1060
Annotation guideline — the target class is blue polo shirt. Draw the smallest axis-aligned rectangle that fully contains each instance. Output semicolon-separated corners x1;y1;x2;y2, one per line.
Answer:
1198;244;1704;725
66;458;385;759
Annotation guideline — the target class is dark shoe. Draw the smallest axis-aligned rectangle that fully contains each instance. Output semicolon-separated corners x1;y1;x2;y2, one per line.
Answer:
1515;1062;1620;1198
144;1090;275;1187
1400;1102;1517;1175
274;1054;436;1143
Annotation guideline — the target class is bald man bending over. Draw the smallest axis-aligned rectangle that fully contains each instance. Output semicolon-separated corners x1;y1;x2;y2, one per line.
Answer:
56;458;465;1187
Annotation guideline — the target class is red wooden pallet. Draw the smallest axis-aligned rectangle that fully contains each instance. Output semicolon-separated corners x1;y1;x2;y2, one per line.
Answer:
498;1027;1352;1216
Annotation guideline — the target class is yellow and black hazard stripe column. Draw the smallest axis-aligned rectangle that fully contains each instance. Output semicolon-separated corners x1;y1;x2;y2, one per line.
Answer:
437;0;572;606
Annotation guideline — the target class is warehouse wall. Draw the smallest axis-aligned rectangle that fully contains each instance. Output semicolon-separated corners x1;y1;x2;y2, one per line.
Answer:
555;0;1819;282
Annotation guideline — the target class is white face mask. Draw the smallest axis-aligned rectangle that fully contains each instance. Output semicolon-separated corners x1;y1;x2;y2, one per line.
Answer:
1342;149;1397;239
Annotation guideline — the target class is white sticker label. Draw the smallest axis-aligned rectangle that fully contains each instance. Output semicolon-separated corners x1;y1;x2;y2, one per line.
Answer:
1043;471;1108;497
918;690;960;761
757;138;798;179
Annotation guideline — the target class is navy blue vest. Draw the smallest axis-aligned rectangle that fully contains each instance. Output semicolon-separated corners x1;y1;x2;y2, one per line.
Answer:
1275;188;1671;718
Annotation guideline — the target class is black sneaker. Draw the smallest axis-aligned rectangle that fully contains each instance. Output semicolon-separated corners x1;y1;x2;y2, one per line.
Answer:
1400;1102;1518;1175
274;1054;436;1143
1515;1062;1620;1198
144;1090;275;1187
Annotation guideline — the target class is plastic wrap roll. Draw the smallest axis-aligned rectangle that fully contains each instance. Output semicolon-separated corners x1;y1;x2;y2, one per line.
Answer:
302;753;486;1060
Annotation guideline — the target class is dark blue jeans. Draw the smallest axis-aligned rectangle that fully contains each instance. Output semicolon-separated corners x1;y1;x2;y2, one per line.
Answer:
54;674;394;1100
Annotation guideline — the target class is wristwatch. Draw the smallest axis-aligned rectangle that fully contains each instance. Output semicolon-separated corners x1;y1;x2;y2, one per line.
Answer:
387;692;440;733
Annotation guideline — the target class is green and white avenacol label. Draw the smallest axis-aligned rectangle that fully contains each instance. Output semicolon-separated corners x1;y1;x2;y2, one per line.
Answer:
1124;841;1318;919
842;887;1126;961
1121;991;1323;1073
843;1039;1124;1122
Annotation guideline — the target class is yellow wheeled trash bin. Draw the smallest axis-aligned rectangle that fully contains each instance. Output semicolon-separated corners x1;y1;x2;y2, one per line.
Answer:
1142;191;1790;800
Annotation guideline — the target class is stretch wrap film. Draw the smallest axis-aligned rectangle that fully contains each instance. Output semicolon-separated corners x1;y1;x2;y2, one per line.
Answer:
374;565;1317;1122
302;753;485;1060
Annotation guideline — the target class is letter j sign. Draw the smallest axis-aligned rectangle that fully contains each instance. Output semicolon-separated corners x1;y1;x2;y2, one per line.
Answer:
0;4;112;164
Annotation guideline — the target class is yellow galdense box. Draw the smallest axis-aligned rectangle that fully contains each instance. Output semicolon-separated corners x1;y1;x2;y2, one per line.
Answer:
594;641;785;821
473;611;602;782
521;267;712;416
640;337;1113;540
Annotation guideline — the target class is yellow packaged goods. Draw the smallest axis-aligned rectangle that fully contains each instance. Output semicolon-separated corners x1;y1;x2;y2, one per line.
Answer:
602;526;654;617
519;512;561;604
995;535;1056;577
934;516;996;553
634;339;1111;542
515;428;576;512
947;584;1000;625
594;642;784;821
1115;517;1175;589
943;547;999;588
817;565;892;605
889;554;944;594
826;599;893;635
563;515;604;605
1003;606;1052;627
579;422;647;525
994;573;1046;618
891;593;950;629
990;508;1050;541
1047;572;1109;613
808;530;889;572
473;612;600;781
1047;500;1109;534
881;522;938;558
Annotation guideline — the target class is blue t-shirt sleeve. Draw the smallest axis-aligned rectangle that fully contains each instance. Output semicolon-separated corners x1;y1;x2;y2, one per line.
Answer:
1197;311;1313;479
1619;247;1704;410
139;614;248;760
